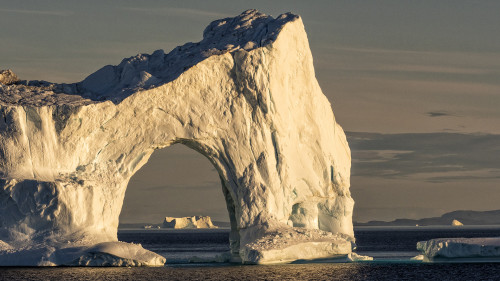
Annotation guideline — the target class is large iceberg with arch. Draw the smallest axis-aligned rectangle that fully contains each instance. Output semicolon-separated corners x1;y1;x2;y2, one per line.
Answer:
0;10;354;265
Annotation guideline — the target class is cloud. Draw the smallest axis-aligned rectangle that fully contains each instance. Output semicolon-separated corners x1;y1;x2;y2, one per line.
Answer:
330;46;436;55
426;173;500;183
0;8;73;17
426;111;459;118
327;48;490;75
120;7;231;19
317;45;500;83
347;132;500;182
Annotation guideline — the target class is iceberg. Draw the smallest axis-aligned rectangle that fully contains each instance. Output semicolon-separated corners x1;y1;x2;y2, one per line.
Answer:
0;10;353;265
163;216;218;229
417;237;500;261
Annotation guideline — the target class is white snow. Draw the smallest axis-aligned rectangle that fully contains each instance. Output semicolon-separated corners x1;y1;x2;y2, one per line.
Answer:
417;237;500;261
163;216;218;229
0;9;353;265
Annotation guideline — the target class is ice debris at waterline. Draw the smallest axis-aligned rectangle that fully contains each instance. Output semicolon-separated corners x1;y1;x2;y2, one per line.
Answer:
0;9;354;266
163;216;218;229
417;237;500;262
0;241;165;267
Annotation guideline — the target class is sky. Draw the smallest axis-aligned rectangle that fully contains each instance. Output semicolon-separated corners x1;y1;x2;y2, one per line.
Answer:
1;0;499;223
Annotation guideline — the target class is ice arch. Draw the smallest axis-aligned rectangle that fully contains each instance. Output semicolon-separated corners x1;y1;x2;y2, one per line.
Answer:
0;10;354;265
120;144;229;225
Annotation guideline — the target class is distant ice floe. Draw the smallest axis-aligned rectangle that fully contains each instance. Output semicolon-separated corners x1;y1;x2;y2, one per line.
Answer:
417;237;500;262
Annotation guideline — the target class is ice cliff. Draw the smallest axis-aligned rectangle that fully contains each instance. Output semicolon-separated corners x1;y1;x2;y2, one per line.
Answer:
0;10;353;265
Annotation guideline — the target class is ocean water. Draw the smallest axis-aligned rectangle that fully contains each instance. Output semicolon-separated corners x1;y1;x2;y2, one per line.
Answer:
1;227;500;280
118;229;231;263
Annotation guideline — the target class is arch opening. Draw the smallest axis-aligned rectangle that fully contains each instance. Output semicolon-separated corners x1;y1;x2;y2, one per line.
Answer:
119;142;240;257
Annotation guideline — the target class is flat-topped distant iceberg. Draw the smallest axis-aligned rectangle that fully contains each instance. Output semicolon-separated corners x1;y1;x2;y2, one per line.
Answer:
417;237;500;262
163;216;218;229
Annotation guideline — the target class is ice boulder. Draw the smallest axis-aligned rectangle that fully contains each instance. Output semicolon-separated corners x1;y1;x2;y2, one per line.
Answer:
0;70;19;85
0;241;165;266
240;227;354;264
417;237;500;261
68;242;166;266
0;9;353;265
163;216;218;229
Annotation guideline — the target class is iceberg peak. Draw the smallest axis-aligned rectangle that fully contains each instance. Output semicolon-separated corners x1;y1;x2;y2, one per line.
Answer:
79;9;299;101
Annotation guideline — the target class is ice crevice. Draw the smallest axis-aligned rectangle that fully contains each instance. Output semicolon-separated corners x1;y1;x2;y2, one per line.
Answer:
0;9;355;266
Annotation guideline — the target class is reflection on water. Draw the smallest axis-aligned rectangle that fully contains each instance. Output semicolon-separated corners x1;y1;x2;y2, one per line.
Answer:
2;228;500;280
1;263;500;281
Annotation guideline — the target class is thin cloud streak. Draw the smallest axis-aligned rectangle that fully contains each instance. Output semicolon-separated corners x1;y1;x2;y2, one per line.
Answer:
347;132;500;182
121;6;232;19
372;64;489;75
316;45;500;77
329;45;500;58
0;8;73;17
427;111;461;118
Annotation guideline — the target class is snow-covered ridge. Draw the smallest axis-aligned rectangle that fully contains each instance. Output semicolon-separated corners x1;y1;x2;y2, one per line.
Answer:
0;9;298;105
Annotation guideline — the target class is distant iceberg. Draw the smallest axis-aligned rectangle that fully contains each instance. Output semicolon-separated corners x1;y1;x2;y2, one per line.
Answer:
417;237;500;261
163;216;218;229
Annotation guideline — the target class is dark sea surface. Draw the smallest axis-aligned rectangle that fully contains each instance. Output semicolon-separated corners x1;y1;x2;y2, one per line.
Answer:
1;227;500;280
